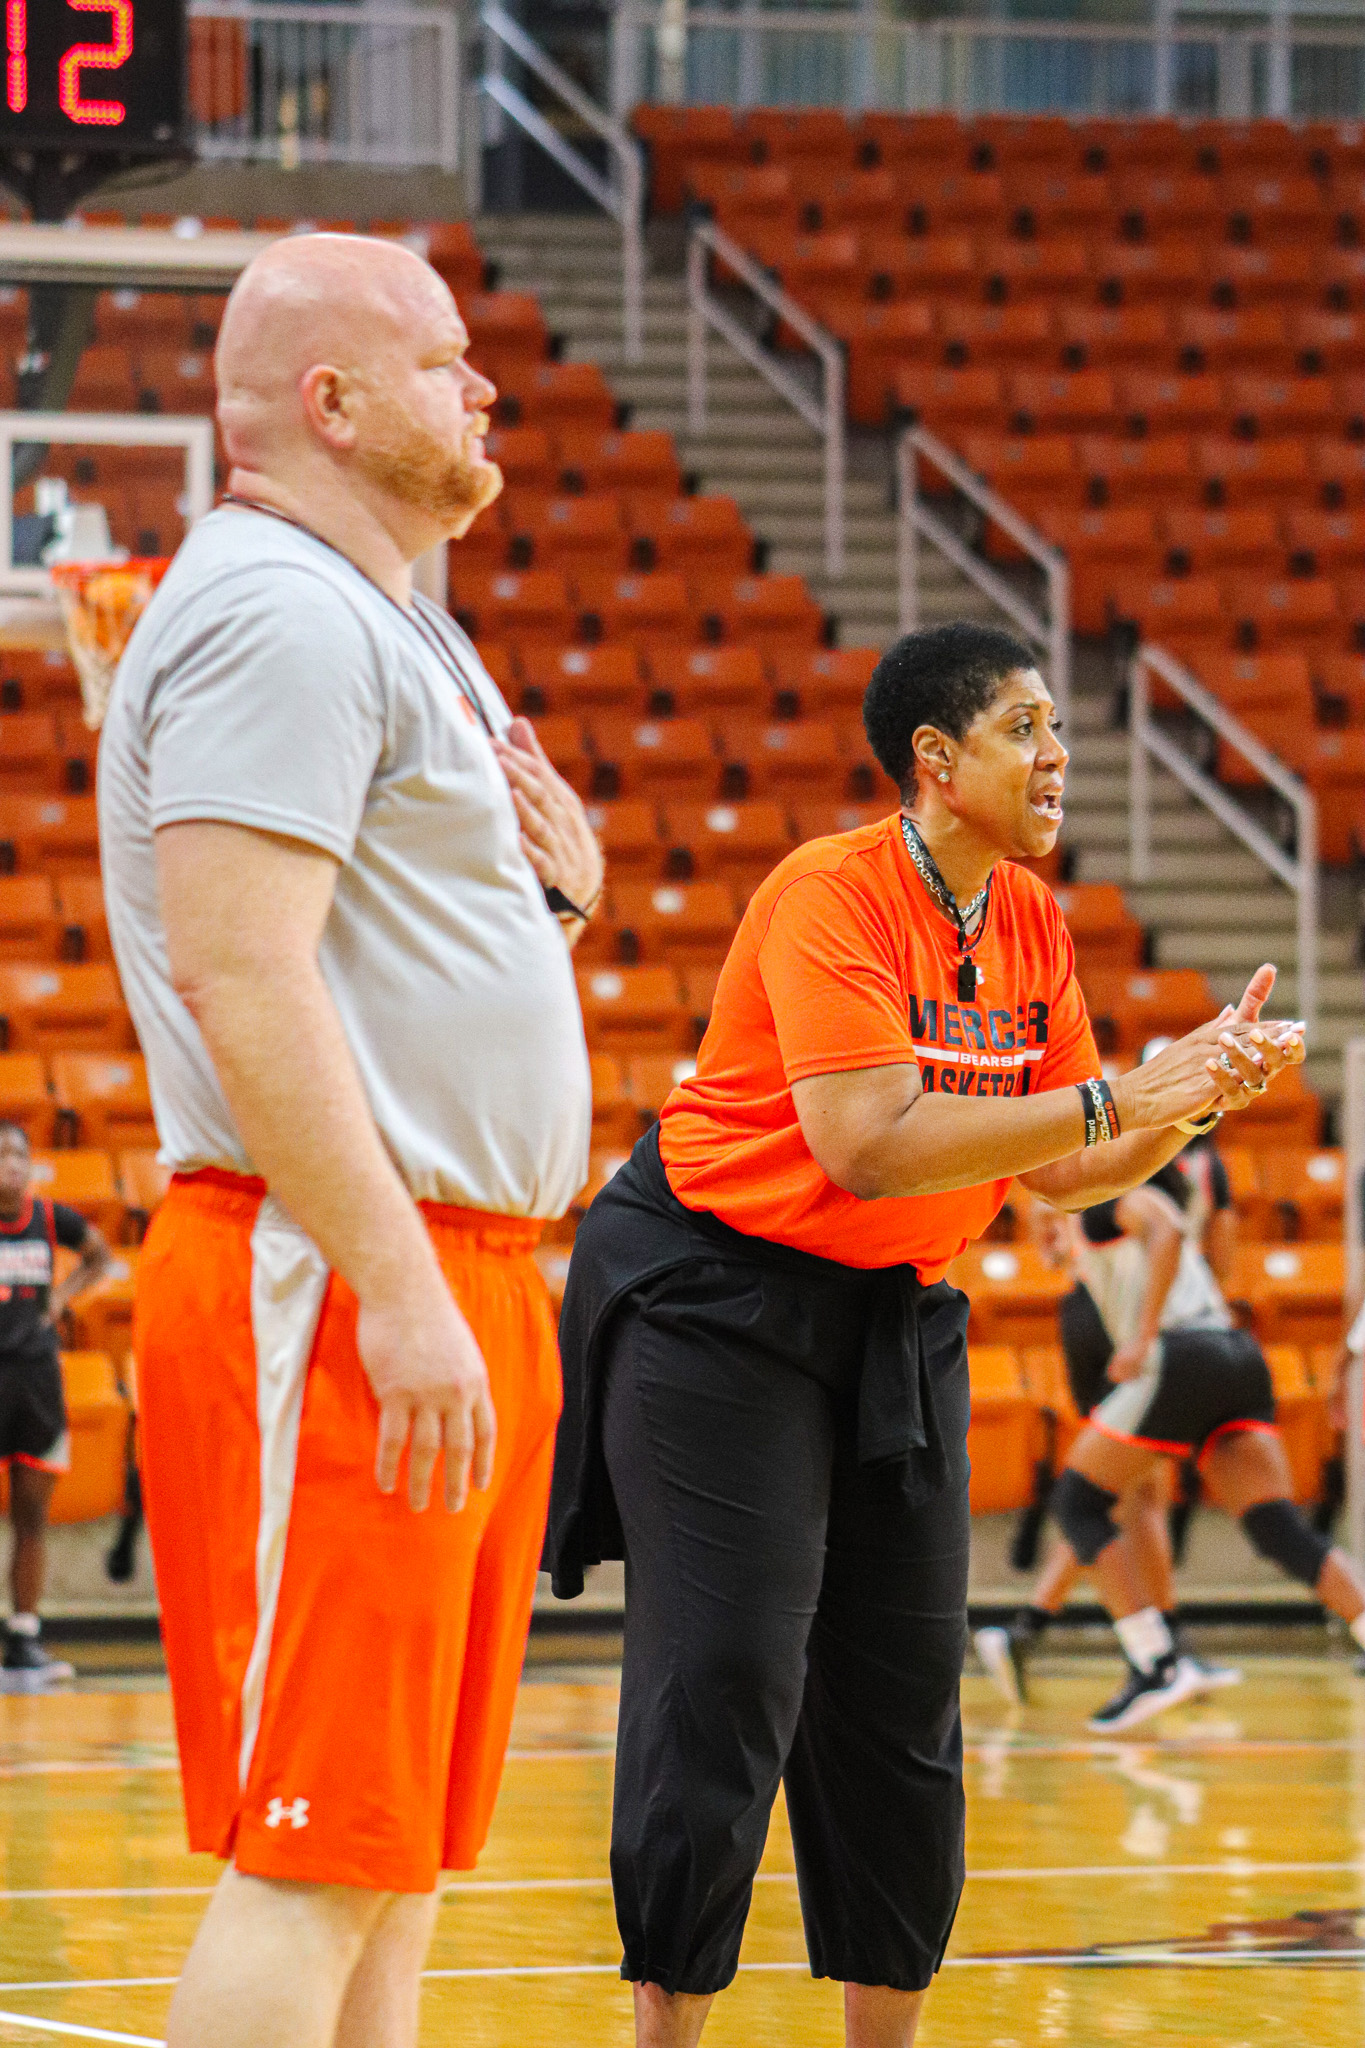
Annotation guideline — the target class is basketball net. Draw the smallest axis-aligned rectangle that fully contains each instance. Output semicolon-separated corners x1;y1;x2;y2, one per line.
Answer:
51;558;171;731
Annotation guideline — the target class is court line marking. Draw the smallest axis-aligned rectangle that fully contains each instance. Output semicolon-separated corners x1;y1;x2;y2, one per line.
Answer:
4;1857;1365;1908
0;2014;163;2046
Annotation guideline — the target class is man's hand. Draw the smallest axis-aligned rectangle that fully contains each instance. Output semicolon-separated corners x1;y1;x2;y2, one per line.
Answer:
1106;1339;1152;1385
357;1269;497;1513
493;716;604;914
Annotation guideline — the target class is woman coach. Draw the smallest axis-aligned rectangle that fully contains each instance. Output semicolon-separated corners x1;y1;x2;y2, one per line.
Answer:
547;621;1303;2048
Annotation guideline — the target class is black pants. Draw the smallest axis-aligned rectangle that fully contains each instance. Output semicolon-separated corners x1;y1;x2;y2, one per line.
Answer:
602;1258;971;1996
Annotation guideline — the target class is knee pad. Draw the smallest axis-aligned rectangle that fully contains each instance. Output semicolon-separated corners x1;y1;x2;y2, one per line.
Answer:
1241;1499;1332;1589
1051;1468;1121;1567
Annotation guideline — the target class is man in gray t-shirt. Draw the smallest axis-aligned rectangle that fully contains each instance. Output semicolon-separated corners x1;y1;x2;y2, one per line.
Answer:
97;232;602;2048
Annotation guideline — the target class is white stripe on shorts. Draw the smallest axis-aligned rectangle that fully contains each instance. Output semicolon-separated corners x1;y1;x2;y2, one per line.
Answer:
238;1198;330;1790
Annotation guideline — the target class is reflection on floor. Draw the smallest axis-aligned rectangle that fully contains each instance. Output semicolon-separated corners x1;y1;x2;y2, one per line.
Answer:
3;1657;1365;2045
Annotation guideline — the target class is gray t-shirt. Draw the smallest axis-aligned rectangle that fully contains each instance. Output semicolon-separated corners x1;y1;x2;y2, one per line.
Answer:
98;505;591;1218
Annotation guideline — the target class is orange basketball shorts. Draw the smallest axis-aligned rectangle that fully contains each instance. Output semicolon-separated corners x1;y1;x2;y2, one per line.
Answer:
134;1169;562;1893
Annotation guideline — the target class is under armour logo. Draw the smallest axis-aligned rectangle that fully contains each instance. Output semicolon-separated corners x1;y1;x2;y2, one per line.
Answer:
264;1796;310;1831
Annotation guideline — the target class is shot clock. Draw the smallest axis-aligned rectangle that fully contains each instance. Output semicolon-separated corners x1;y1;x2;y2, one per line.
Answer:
0;0;185;153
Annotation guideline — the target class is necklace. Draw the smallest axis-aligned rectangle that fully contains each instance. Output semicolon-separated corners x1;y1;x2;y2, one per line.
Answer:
219;493;497;737
900;814;990;1002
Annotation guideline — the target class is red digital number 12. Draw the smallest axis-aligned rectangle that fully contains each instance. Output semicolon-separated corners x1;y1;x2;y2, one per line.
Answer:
60;0;133;125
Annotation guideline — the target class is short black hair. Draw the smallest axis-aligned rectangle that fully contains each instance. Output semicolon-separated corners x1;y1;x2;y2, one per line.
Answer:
862;622;1039;798
0;1121;29;1150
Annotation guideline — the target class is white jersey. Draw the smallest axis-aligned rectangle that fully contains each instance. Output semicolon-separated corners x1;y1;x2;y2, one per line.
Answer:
99;506;591;1217
1077;1186;1231;1354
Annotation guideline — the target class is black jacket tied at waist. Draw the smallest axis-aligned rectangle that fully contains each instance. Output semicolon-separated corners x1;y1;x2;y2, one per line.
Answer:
545;1122;969;1599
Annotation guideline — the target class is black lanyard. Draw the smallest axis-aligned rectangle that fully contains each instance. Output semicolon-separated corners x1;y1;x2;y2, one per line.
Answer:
219;495;498;738
900;814;991;1003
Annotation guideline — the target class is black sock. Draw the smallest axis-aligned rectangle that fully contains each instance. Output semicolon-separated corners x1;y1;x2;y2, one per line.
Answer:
1163;1609;1186;1654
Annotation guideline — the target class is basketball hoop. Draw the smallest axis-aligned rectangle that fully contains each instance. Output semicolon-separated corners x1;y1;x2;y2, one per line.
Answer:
50;558;170;730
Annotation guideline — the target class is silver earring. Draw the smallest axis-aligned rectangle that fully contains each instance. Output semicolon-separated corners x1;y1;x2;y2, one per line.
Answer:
938;772;949;783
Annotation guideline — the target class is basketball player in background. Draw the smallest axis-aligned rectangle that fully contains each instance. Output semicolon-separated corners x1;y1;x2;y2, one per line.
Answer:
100;234;600;2048
975;1134;1239;1705
0;1121;111;1684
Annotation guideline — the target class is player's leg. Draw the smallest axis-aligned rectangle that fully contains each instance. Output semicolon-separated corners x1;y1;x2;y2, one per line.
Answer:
1126;1461;1239;1692
333;1890;441;2048
1052;1430;1204;1730
8;1458;54;1613
783;1282;971;2048
975;1534;1081;1704
1202;1427;1365;1649
601;1269;837;2043
166;1868;388;2048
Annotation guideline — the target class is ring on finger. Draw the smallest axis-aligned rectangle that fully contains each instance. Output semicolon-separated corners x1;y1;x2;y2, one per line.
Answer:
1217;1052;1239;1076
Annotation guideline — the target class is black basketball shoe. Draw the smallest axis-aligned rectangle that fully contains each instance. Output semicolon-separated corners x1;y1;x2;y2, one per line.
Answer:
1088;1653;1203;1733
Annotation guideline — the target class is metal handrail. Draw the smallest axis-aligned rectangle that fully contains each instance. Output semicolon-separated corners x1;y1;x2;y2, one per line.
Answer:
896;425;1070;729
685;218;844;576
480;4;644;362
1128;641;1318;1035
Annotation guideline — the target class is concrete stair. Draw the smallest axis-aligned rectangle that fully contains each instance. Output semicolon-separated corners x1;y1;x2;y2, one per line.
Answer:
474;211;1365;1111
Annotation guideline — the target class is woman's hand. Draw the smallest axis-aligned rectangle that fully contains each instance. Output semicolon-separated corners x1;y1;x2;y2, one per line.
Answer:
493;716;604;916
1111;962;1305;1132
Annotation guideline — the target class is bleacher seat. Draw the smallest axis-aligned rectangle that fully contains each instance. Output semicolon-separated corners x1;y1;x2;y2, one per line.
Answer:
50;1053;157;1150
1075;968;1216;1056
1229;1242;1344;1350
609;880;738;967
0;876;63;961
965;1345;1039;1514
576;965;691;1054
946;1241;1070;1348
116;1149;169;1233
0;965;130;1054
45;1352;129;1523
28;1149;124;1236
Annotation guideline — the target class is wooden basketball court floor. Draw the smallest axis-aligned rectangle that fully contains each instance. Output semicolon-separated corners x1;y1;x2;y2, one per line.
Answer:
3;1654;1365;2047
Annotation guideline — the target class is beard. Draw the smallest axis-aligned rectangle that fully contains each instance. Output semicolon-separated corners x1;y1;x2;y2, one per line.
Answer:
355;401;503;530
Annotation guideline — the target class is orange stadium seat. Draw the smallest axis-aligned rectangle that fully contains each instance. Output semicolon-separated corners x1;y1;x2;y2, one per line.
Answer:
805;166;901;234
660;800;791;891
28;1149;124;1237
417;220;485;294
1007;369;1117;434
45;1352;129;1524
54;875;110;963
939;301;1053;371
50;1052;157;1150
497;361;617;431
448;569;575;647
744;106;859;172
1041;507;1159;632
1053;883;1144;969
836;303;938;425
0;876;62;961
463;292;550;376
1079;434;1196;510
0;713;63;795
575;571;693;647
687;163;794;232
1174;306;1295;374
1117;372;1226;437
0;795;100;873
588;1053;638;1150
1094;238;1203;305
511;496;629;576
65;1246;138;1360
891;366;1006;437
595;718;716;800
715;719;842;799
864;234;976;302
1010;171;1116;237
947;1242;1070;1349
1284;510;1365;575
1229;1242;1344;1350
482;427;556;493
556;430;681;497
772;647;879;719
1020;1343;1084;1466
1078;968;1216;1056
583;799;662;877
633;497;753;576
623;1052;697;1123
1292;309;1365;374
0;964;130;1055
576;964;691;1055
633;105;747;213
0;650;80;712
518;645;642;716
789;800;890;843
966;1345;1040;1514
1056;304;1171;369
609;880;738;968
0;1052;53;1144
897;170;1004;234
648;647;767;717
1208;244;1315;307
1107;573;1224;652
1220;1064;1321;1149
1256;1147;1345;1242
1160;507;1282;578
1198;653;1312;719
694;575;824;649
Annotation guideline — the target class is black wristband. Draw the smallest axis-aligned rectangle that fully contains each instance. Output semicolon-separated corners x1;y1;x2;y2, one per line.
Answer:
544;883;598;922
1077;1076;1121;1147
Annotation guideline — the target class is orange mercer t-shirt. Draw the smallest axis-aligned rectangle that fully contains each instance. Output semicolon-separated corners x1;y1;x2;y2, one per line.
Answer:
658;813;1100;1278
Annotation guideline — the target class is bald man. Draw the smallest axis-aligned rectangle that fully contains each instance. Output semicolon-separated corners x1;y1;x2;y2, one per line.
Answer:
98;235;602;2048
